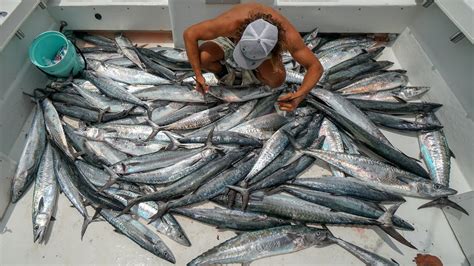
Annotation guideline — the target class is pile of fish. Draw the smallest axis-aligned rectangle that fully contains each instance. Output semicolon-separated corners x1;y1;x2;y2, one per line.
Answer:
10;29;468;265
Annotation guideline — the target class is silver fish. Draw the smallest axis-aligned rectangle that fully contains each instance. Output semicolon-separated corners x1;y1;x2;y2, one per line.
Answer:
88;60;170;85
208;85;282;102
119;149;216;184
32;143;59;243
83;71;150;112
318;46;365;71
41;99;74;159
417;113;468;214
337;72;408;95
191;100;257;135
100;209;175;263
346;86;430;102
311;88;393;147
132;84;216;103
11;106;46;203
318;37;376;52
230;113;288;140
106;189;191;246
302;149;456;198
187;225;332;265
53;151;91;239
164;103;230;130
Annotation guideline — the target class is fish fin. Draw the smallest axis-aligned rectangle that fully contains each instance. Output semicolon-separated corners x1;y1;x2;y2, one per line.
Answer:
97;106;111;123
391;259;400;265
50;216;56;221
97;165;119;193
418;197;469;215
148;202;170;223
144;118;161;142
91;206;103;221
380;225;417;250
226;185;250;211
282;129;302;152
80;216;92;240
392;95;407;103
377;203;417;250
449;148;456;159
113;229;124;235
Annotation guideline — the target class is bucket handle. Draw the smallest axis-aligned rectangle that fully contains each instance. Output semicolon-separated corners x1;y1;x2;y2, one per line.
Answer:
71;40;88;70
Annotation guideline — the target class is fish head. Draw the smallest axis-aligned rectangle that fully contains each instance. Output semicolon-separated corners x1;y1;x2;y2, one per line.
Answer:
76;127;104;140
307;228;334;247
33;213;50;243
171;230;191;247
415;181;457;198
154;244;176;264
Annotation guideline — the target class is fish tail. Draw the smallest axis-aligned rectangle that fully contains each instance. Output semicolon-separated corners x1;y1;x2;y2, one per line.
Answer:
377;203;417;250
418;197;469;216
226;185;250;211
144;117;162;142
80;216;92;240
204;125;225;155
119;197;143;217
97;165;118;193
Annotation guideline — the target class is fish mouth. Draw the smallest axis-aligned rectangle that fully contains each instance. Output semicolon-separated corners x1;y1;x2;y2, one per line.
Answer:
159;249;176;264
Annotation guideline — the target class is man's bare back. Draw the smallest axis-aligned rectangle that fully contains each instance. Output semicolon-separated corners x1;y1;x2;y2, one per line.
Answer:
183;3;323;111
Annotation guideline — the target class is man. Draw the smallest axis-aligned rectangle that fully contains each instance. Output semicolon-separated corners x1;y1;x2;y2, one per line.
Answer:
183;3;323;112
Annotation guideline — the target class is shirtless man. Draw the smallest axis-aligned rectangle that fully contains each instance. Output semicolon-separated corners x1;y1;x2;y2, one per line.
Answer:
183;3;323;112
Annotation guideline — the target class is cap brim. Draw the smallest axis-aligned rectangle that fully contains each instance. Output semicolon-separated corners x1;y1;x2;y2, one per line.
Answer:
233;42;265;70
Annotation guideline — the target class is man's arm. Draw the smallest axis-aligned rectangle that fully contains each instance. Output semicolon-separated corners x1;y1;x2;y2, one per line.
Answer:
278;28;323;111
183;15;236;93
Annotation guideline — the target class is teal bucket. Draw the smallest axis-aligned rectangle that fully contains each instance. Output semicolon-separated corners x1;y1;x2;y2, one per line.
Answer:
29;31;85;77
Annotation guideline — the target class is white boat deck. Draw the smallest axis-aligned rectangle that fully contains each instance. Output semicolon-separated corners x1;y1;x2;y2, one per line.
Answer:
0;44;470;266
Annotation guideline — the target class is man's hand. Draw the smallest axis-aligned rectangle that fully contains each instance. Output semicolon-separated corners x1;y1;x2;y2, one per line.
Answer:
277;91;306;112
194;74;209;95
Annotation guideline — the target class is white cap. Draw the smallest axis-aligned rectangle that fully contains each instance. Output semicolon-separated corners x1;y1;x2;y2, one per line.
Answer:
233;19;278;70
